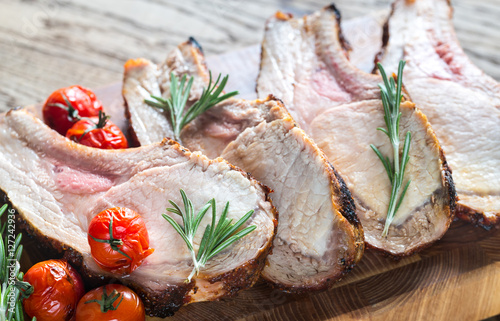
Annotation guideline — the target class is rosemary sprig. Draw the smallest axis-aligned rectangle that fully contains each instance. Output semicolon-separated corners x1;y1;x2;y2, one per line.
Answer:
162;190;256;282
144;71;238;142
370;60;411;236
0;204;34;321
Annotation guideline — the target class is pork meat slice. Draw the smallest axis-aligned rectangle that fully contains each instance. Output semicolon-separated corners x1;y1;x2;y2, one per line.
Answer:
0;109;276;317
257;5;456;256
377;0;500;227
122;40;364;292
186;97;364;291
123;37;207;146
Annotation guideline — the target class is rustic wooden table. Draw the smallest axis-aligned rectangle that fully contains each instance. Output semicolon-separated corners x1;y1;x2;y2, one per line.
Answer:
1;1;499;321
1;0;499;111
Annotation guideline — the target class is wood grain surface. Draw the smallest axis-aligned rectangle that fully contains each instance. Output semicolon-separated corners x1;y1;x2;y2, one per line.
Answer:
2;0;500;320
1;0;500;111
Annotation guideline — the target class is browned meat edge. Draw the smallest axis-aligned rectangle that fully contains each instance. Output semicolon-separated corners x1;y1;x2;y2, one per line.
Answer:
365;148;457;259
326;3;352;54
262;157;364;293
2;139;278;317
246;95;364;293
123;101;141;148
456;206;499;229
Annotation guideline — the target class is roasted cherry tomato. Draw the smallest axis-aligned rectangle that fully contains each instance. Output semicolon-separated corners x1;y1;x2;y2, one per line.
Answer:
43;85;103;135
75;284;145;321
88;207;154;274
66;111;128;149
23;259;85;321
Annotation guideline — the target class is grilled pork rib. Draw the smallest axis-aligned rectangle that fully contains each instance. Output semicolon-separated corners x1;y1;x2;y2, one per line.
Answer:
0;109;276;317
257;5;456;256
122;40;364;292
377;0;500;227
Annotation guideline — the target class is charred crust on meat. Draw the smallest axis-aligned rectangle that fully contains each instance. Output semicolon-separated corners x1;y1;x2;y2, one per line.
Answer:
373;2;394;73
456;205;499;228
208;258;263;297
380;18;390;56
123;99;141;147
325;3;352;53
265;95;287;111
439;148;457;215
187;37;204;54
329;164;359;228
265;254;359;294
373;20;391;73
325;3;341;20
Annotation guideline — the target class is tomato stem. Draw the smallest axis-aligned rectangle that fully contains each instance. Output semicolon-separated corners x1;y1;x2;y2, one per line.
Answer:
77;110;110;142
85;287;123;313
88;215;132;261
47;93;81;122
15;278;34;298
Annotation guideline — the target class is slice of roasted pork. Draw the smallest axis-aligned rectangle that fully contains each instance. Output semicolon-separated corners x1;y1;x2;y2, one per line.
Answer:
186;96;364;291
0;109;276;317
257;5;456;256
122;40;364;292
123;37;207;146
377;0;500;227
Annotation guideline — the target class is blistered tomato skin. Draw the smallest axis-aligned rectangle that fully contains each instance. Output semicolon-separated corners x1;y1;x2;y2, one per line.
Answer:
88;207;154;274
23;259;85;321
75;284;145;321
42;85;103;135
66;117;129;149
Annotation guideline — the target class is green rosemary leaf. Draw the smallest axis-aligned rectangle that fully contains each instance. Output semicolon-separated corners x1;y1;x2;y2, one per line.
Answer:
144;71;238;142
0;204;34;321
370;144;392;183
161;214;193;252
395;179;412;214
207;225;257;261
218;210;255;244
192;203;211;236
163;190;255;282
143;98;166;110
197;223;211;262
373;60;412;236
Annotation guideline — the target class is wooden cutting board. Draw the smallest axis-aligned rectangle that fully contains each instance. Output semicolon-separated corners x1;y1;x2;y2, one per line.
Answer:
19;12;500;321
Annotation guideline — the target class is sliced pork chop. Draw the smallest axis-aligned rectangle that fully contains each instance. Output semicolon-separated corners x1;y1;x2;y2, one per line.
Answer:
257;5;456;256
185;96;364;291
0;109;276;317
377;0;500;227
122;40;364;292
310;100;454;254
123;37;208;146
